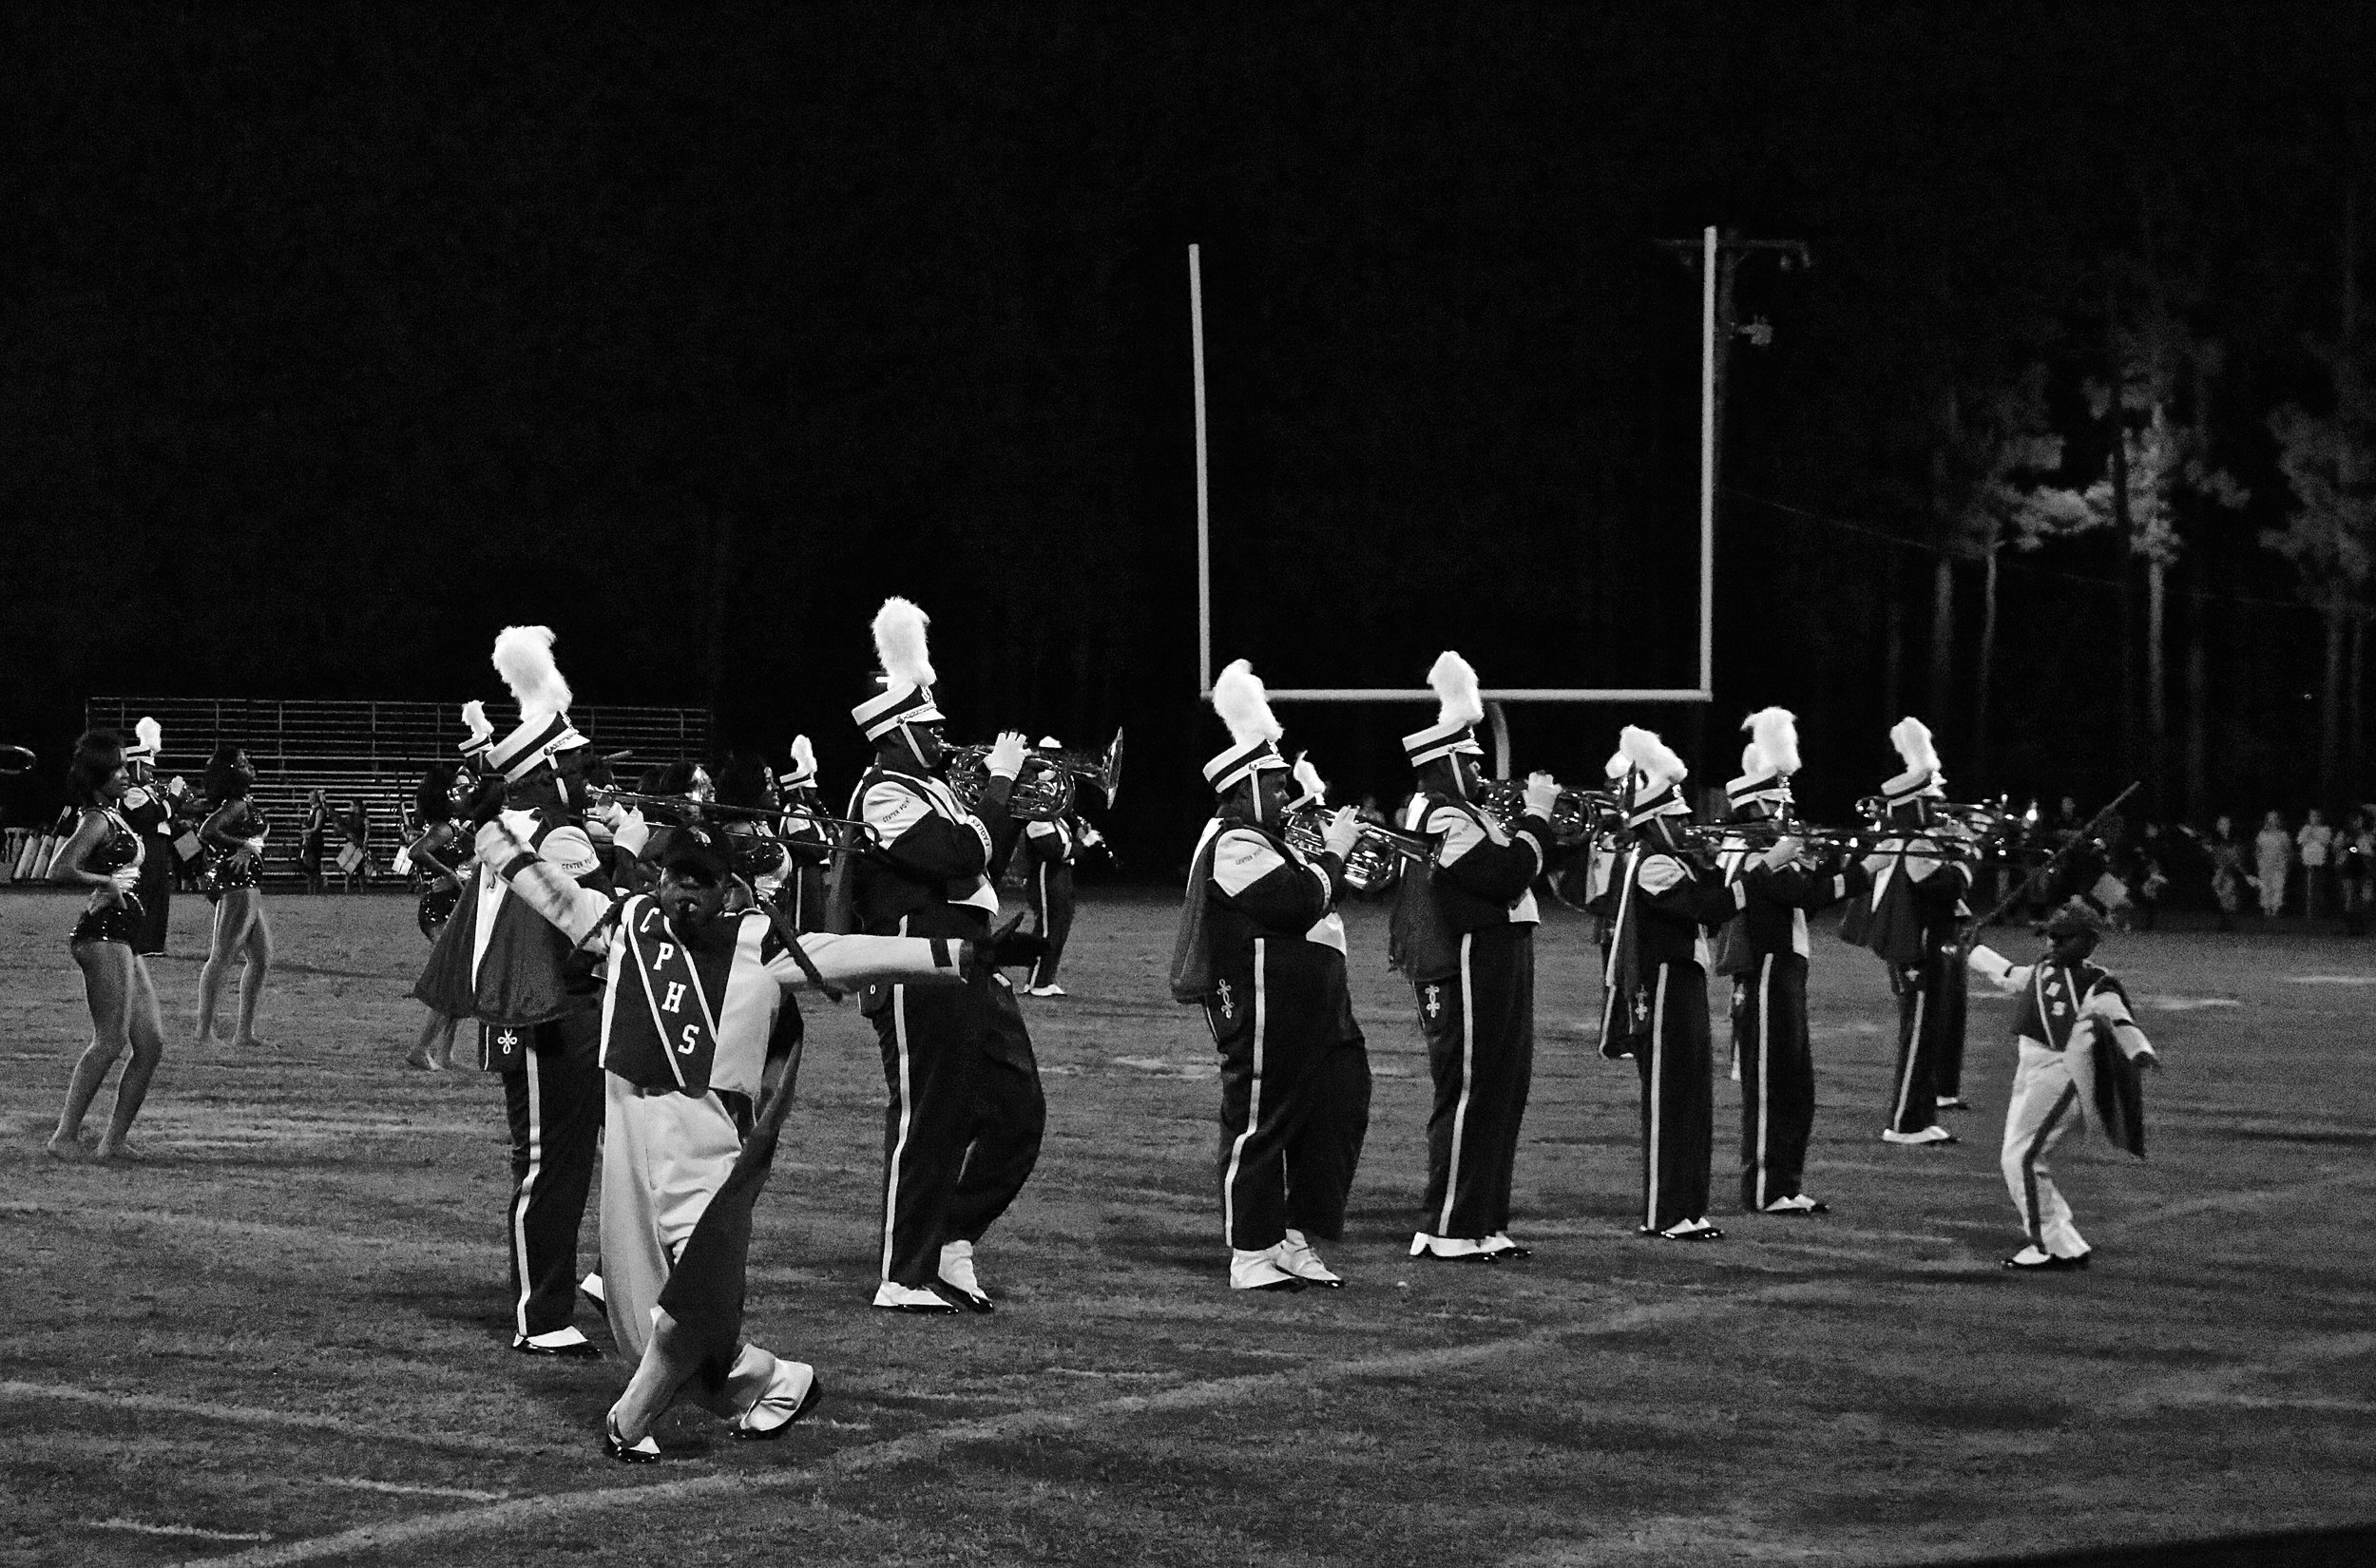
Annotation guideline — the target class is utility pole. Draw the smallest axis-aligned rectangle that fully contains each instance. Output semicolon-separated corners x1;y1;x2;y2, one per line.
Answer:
1654;226;1811;782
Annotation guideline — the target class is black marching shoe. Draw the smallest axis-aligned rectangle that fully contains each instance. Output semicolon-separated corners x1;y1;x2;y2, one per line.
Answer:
603;1413;661;1464
2001;1246;2090;1272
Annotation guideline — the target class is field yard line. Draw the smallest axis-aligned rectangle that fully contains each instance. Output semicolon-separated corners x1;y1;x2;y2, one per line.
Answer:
2121;1166;2376;1230
2106;1331;2376;1415
0;1382;523;1457
171;1279;1849;1568
0;1200;486;1259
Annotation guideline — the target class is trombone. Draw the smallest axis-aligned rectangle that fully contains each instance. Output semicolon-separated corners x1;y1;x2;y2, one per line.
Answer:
590;788;880;843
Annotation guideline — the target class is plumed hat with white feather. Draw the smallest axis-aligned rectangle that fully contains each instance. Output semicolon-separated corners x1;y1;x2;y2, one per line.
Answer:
1401;652;1487;767
1619;724;1692;826
1203;659;1290;794
783;735;818;789
124;716;163;767
1880;716;1944;809
484;626;589;782
1726;706;1801;808
852;598;948;740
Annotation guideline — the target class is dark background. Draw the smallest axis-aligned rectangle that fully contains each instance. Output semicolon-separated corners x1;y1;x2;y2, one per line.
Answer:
4;3;2370;868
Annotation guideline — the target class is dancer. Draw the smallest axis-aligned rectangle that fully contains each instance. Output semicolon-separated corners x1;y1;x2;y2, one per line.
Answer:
404;763;474;1070
193;743;274;1050
48;731;168;1160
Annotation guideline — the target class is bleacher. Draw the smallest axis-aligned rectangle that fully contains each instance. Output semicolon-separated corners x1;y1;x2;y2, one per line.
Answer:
83;698;710;887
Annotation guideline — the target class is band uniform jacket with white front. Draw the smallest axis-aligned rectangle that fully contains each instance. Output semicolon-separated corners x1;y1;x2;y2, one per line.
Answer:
413;806;613;1031
1602;843;1748;1048
1712;845;1870;975
848;767;1004;942
1390;792;1548;982
1182;817;1351;1039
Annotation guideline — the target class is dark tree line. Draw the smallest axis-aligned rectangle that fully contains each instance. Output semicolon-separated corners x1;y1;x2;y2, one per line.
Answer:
2;4;2370;867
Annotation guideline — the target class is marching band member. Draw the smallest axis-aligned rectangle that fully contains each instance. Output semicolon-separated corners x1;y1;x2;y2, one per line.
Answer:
402;763;474;1071
847;598;1046;1315
1968;900;2159;1271
120;717;176;957
1021;737;1079;998
193;743;274;1050
774;736;832;931
1713;709;1868;1214
1600;726;1771;1241
413;628;638;1358
468;815;970;1457
1389;652;1559;1263
1169;661;1371;1291
1848;718;1971;1148
47;731;167;1160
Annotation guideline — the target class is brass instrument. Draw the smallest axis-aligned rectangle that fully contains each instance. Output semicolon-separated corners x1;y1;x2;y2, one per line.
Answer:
1475;778;1615;848
948;729;1123;822
591;788;878;843
1282;807;1435;894
0;745;33;777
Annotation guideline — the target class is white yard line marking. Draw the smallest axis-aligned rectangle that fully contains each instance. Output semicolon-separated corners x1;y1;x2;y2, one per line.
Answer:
171;1281;1852;1568
318;1478;512;1501
2122;1168;2376;1230
93;1520;275;1541
2108;1331;2376;1417
2282;974;2376;985
0;1383;521;1457
0;1202;485;1260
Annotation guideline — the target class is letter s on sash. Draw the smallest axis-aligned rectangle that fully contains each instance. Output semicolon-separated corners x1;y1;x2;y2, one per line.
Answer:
679;1023;701;1056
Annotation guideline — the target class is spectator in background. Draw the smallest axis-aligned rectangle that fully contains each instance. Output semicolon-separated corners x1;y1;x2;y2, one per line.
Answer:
2205;814;2249;932
2254;811;2293;920
2338;809;2375;938
335;799;371;891
2126;824;2170;931
299;789;330;894
2298;809;2335;920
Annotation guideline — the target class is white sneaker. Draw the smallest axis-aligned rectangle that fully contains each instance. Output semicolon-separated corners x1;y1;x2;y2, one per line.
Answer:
872;1280;961;1313
579;1272;605;1308
1027;984;1067;998
1277;1229;1343;1287
1230;1245;1305;1291
1408;1232;1496;1261
937;1240;992;1312
734;1359;821;1440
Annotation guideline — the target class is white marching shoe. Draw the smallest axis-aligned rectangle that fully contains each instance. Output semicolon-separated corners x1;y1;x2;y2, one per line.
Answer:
1230;1244;1306;1291
1881;1125;1959;1145
1277;1229;1344;1288
1409;1232;1497;1262
872;1280;962;1314
1026;983;1067;998
937;1239;993;1313
734;1358;823;1440
579;1272;605;1308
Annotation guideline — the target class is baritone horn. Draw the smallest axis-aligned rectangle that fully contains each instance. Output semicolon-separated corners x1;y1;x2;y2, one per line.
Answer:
948;728;1124;821
1476;778;1616;848
1282;807;1435;894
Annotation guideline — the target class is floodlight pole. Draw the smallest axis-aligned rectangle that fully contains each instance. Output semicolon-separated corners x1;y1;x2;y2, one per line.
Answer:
1190;243;1212;698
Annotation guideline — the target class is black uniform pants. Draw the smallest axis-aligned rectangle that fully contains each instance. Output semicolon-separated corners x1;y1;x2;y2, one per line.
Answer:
1412;927;1535;1239
500;1011;603;1338
1887;953;1955;1134
1732;954;1815;1209
134;837;174;956
1205;940;1371;1251
1638;960;1715;1232
1026;859;1075;987
1933;955;1968;1100
874;970;1046;1287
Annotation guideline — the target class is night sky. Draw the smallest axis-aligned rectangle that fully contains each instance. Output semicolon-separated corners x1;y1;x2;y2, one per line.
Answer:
4;3;2371;862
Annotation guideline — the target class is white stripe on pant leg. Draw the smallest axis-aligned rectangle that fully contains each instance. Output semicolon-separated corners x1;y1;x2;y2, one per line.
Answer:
1035;864;1051;985
1644;965;1670;1226
1437;934;1477;1236
511;1042;545;1337
1754;955;1772;1210
1219;941;1267;1246
880;915;916;1281
1893;989;1928;1128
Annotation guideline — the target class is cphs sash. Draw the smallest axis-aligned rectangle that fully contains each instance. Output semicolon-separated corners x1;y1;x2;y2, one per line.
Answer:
612;894;735;1094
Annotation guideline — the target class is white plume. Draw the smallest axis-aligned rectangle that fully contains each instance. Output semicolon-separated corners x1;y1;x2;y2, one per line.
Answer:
1619;724;1689;791
461;699;491;745
492;625;571;723
1211;659;1282;748
1428;651;1485;728
1889;716;1939;777
872;598;936;690
1291;751;1328;804
1603;745;1631;781
134;717;163;753
787;735;816;776
1739;742;1763;778
1745;706;1801;775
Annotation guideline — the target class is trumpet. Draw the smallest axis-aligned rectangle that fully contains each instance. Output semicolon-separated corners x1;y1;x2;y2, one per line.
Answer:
1282;806;1435;894
948;728;1123;822
590;788;878;842
1475;778;1616;848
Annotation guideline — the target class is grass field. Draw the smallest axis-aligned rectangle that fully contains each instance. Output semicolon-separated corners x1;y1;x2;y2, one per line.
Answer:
5;886;2375;1567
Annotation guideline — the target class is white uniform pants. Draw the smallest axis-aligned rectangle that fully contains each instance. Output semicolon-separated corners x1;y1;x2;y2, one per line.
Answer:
2000;1040;2089;1258
600;1075;746;1361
